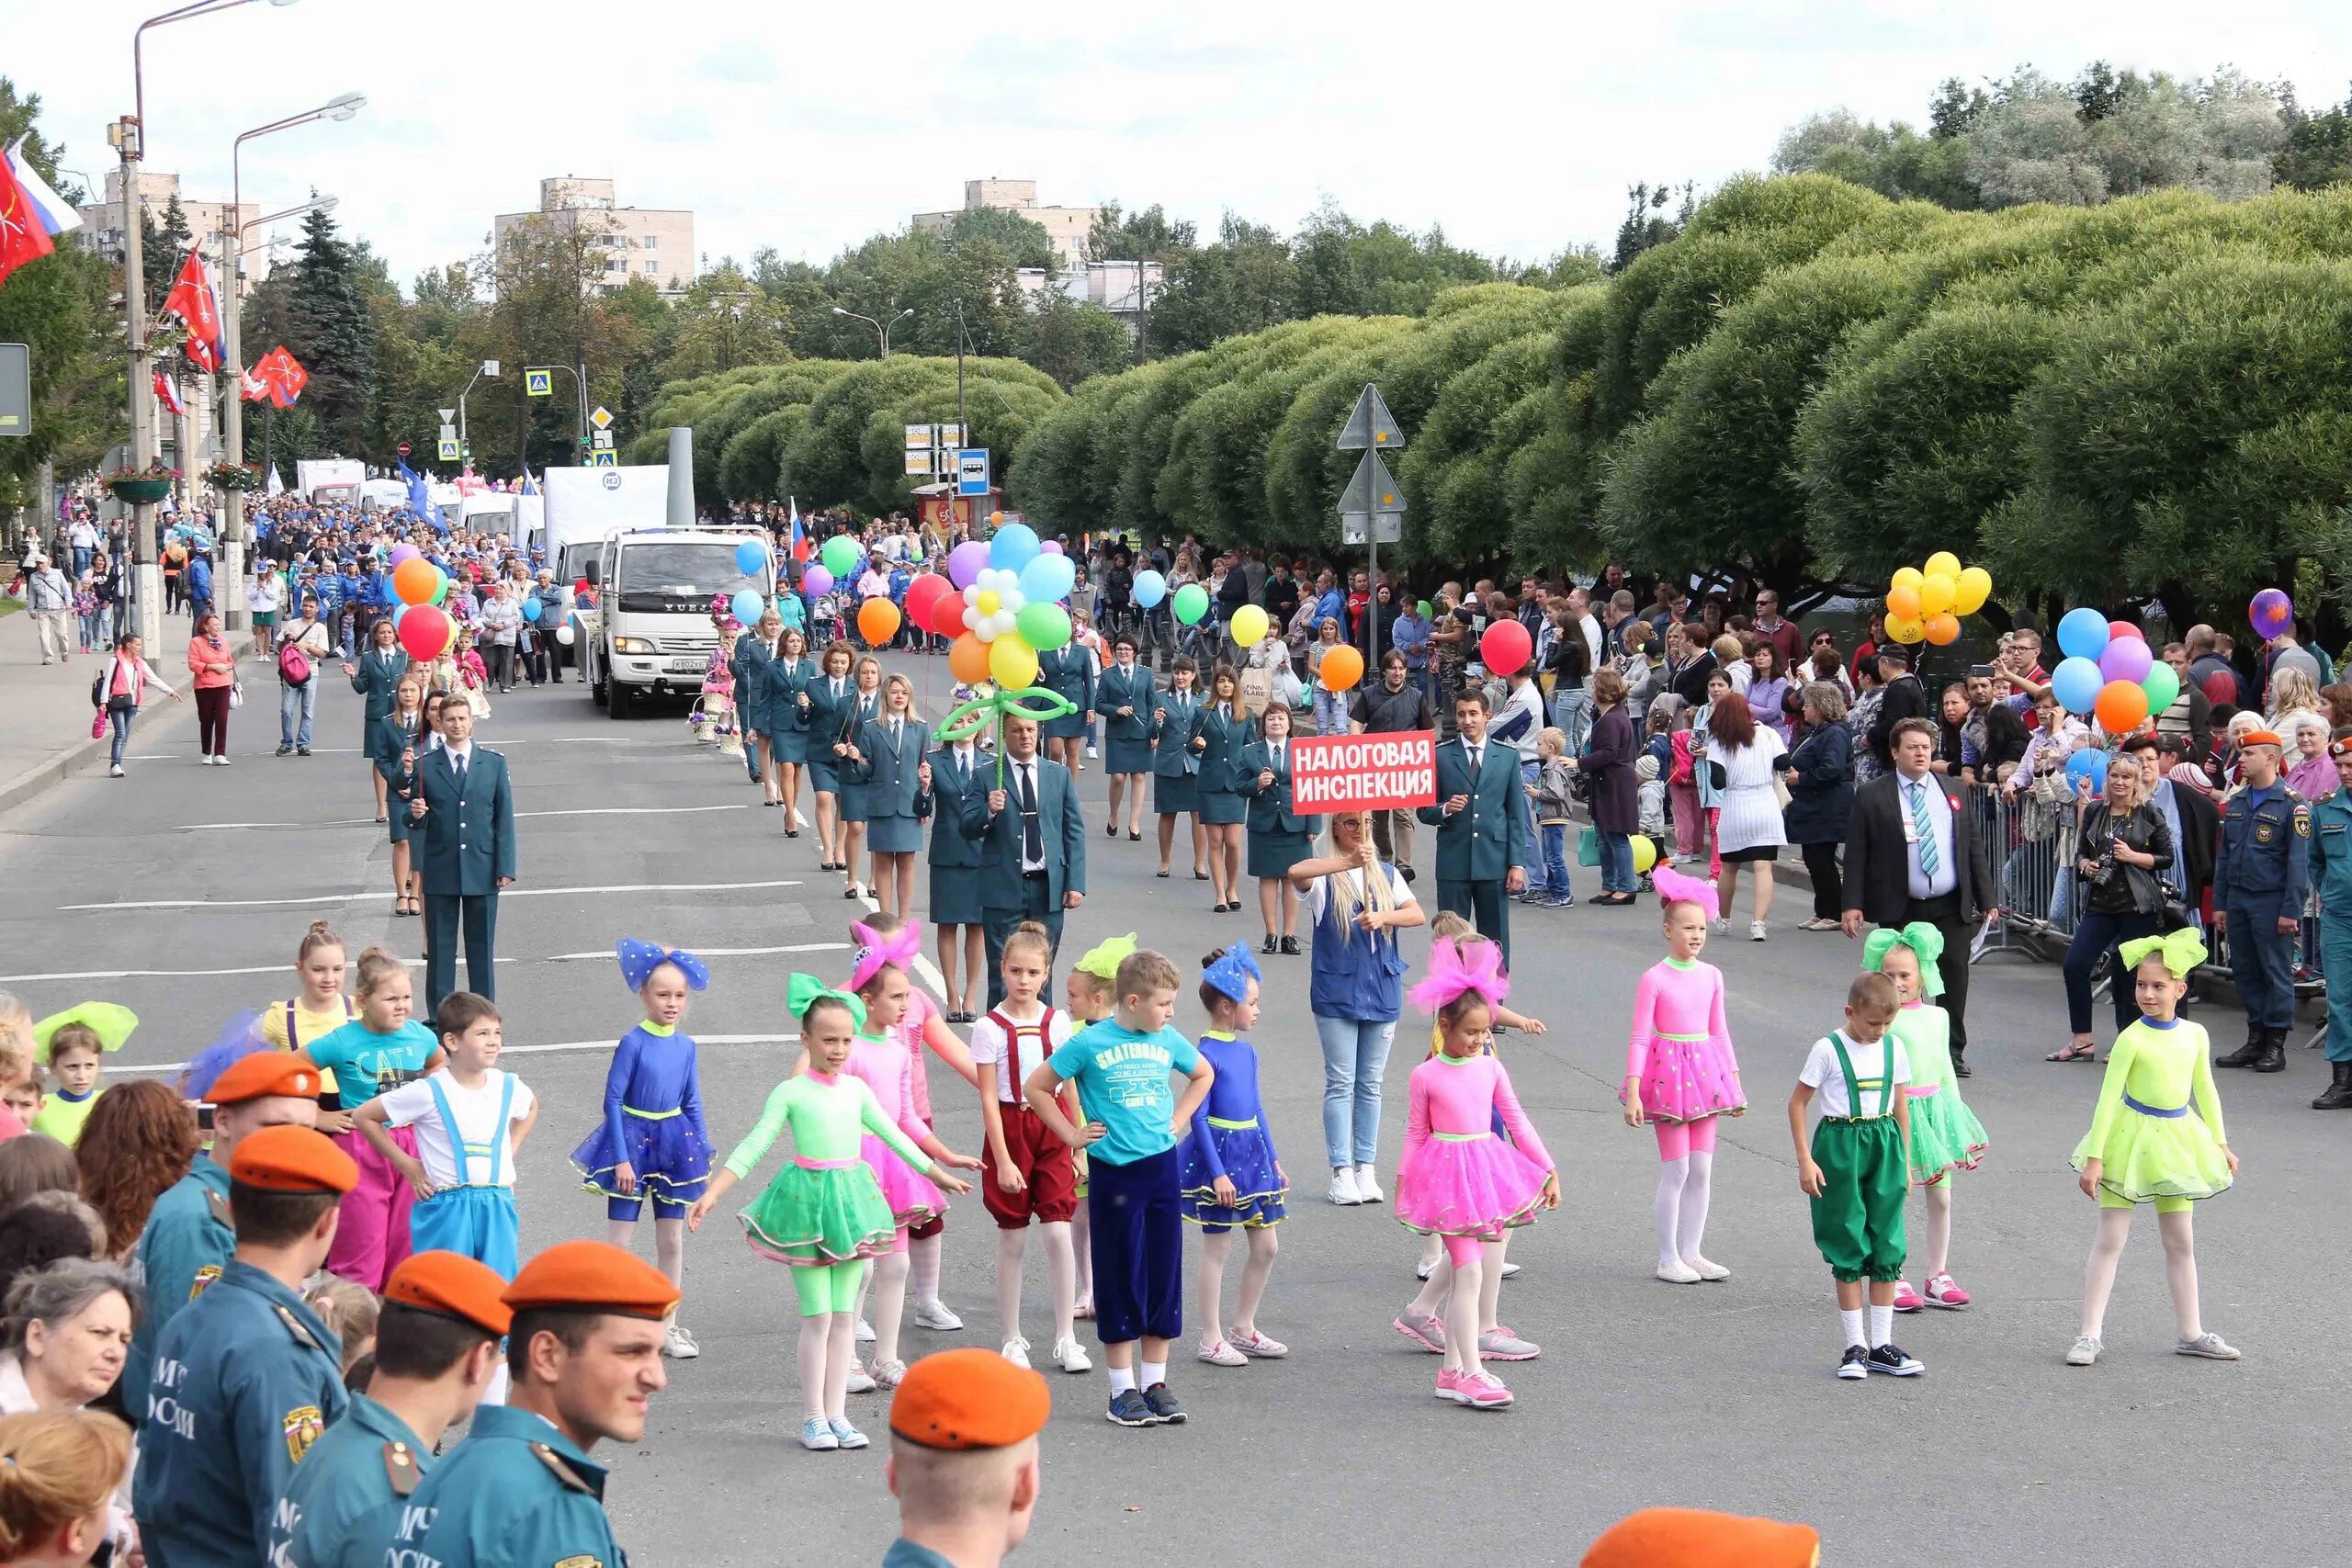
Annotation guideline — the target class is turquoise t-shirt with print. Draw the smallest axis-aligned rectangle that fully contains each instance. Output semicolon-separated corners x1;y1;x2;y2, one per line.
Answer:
307;1019;437;1107
1045;1021;1202;1168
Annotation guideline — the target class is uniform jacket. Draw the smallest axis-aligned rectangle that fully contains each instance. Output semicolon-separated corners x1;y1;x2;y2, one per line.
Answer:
1096;662;1154;743
961;753;1087;910
398;746;517;896
2215;784;2312;908
1840;770;1994;926
122;1158;232;1415
926;746;985;868
1417;737;1532;882
1150;689;1204;778
1237;736;1310;835
848;716;934;821
393;1404;624;1568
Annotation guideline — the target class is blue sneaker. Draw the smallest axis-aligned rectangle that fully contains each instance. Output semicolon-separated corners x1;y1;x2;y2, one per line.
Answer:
1106;1388;1156;1427
828;1416;869;1450
800;1416;839;1450
1141;1382;1186;1424
1545;893;1576;908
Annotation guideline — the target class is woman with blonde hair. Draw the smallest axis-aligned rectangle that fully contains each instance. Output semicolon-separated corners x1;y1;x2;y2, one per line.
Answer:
2266;664;2323;735
0;1408;133;1567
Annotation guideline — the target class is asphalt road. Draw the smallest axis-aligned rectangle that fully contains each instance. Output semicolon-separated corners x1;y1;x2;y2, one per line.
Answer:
2;656;2345;1568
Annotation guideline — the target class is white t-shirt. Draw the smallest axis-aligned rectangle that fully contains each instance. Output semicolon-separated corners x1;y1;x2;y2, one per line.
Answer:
1798;1032;1911;1120
1306;863;1416;920
967;1003;1073;1101
379;1068;537;1189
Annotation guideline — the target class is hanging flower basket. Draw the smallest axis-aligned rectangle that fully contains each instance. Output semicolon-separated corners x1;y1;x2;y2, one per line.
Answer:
103;465;178;505
202;462;264;492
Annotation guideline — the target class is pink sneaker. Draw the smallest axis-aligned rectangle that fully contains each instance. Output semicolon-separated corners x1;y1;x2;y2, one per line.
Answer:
1891;1280;1926;1313
1923;1272;1972;1309
1434;1367;1465;1403
1457;1370;1514;1409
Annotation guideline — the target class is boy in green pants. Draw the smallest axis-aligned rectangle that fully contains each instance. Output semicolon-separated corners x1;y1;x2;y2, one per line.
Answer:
1789;971;1921;1380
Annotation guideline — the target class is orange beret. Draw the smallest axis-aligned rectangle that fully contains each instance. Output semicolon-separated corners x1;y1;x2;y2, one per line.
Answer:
209;1052;325;1105
888;1348;1049;1450
1582;1508;1819;1568
2241;729;2284;749
385;1250;513;1337
503;1240;680;1319
229;1124;359;1194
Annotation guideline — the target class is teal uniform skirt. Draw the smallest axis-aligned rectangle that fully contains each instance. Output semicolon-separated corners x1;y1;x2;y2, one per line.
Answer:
1199;786;1247;827
928;863;986;927
1155;772;1200;816
1104;729;1154;774
1247;829;1312;880
808;753;842;795
866;814;922;853
768;721;809;764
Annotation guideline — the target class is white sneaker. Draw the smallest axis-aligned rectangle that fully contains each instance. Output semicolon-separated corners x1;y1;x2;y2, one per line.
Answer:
1656;1260;1702;1284
844;1364;876;1393
1353;1163;1385;1203
1001;1337;1032;1370
2065;1335;2102;1367
200;753;216;765
1051;1335;1091;1373
1686;1256;1730;1281
870;1357;908;1388
663;1322;700;1359
1749;920;1768;942
1712;917;1729;934
854;1317;876;1344
1086;744;1099;759
107;764;124;777
1328;1167;1363;1206
911;1298;964;1332
213;753;230;766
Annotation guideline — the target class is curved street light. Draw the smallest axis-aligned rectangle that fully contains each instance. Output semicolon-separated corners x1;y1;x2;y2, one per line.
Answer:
831;304;913;357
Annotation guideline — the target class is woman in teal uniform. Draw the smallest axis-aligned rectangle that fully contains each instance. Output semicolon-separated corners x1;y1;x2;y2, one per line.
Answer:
1151;658;1209;883
1196;663;1251;913
845;672;933;922
1098;630;1155;841
832;653;886;900
804;642;857;871
346;616;408;822
734;608;781;795
372;671;432;918
768;625;815;838
1238;700;1313;953
925;726;989;1021
1038;637;1096;781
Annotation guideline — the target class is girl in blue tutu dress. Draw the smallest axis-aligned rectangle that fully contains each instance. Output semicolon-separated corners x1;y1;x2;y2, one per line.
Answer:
571;938;715;1359
1179;943;1289;1369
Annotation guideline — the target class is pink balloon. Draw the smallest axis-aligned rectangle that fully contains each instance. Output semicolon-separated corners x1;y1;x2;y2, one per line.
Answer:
801;565;834;598
2098;637;2153;685
948;540;990;589
1041;540;1064;555
2108;620;2144;643
388;543;420;567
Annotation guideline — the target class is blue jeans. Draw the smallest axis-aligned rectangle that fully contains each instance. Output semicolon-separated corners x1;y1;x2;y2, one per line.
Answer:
1533;822;1573;897
1598;829;1636;894
1314;1013;1397;1169
1551;688;1590;755
107;705;133;767
279;680;317;749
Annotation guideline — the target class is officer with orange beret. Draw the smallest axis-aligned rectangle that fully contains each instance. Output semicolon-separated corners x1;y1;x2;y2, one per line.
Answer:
133;1124;358;1568
268;1250;510;1568
884;1348;1051;1568
390;1239;681;1568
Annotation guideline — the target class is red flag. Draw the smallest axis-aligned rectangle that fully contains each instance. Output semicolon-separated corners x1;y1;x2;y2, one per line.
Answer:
255;345;308;408
152;371;185;418
160;250;225;372
240;367;272;402
0;152;56;288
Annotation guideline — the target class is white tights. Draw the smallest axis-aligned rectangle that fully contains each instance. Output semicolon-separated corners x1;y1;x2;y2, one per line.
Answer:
1651;1151;1714;1269
864;1247;912;1367
995;1222;1078;1346
1920;1182;1952;1279
1440;1243;1506;1373
1195;1228;1279;1347
908;1229;944;1308
797;1310;856;1421
2078;1207;2203;1341
1408;1233;1510;1335
605;1216;686;1290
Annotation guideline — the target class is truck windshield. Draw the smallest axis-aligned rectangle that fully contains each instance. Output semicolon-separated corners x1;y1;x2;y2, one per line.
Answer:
616;542;760;615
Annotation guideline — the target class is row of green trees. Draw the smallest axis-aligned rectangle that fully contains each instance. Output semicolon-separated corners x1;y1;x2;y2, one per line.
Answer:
1005;173;2352;632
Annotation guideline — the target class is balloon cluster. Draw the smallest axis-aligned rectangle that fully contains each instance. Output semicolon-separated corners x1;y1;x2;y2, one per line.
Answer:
895;522;1076;692
389;546;459;661
1883;551;1993;646
2050;607;2175;736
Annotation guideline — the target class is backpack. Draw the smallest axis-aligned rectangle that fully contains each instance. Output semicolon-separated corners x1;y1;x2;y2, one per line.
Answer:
278;637;312;687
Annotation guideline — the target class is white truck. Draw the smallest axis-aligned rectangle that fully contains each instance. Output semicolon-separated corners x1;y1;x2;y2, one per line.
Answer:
580;525;773;718
295;458;365;507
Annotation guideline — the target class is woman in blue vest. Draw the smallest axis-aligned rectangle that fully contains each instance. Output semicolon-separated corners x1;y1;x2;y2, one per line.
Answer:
1289;807;1425;1207
1097;630;1155;841
1150;658;1209;882
1196;664;1251;913
1037;637;1096;782
767;625;815;838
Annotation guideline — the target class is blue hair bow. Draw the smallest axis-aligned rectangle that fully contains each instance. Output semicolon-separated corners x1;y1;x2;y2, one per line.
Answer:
1202;942;1262;1005
616;938;711;994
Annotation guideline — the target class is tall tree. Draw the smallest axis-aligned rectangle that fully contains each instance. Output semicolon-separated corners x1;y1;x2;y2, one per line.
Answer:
141;192;193;316
1610;182;1692;273
0;78;119;504
1086;202;1196;263
283;206;375;457
2277;81;2352;190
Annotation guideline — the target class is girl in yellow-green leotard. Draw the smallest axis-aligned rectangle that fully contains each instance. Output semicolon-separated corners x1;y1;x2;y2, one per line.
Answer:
2066;930;2240;1368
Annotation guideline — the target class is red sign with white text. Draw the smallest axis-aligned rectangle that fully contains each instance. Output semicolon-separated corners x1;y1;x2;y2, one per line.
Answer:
1289;730;1438;814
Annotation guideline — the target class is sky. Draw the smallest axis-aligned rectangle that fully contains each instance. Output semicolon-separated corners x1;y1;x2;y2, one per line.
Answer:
16;0;2352;292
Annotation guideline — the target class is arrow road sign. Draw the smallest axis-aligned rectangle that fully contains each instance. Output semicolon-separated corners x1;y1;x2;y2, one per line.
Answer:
1337;383;1403;451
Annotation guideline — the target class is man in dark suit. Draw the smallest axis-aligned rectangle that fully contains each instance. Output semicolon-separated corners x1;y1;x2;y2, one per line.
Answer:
399;693;516;1013
1417;690;1531;967
1841;716;1994;1074
965;715;1087;1010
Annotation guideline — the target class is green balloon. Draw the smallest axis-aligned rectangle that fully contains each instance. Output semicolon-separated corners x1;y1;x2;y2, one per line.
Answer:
820;535;864;581
1015;601;1072;650
2141;661;2181;716
429;567;449;607
1419;600;1433;620
1172;582;1210;626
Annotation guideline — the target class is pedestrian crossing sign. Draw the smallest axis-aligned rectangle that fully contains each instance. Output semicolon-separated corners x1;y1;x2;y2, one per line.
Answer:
589;450;617;468
437;439;460;461
526;369;553;397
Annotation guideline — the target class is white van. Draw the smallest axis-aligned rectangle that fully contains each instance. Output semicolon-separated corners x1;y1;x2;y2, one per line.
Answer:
580;526;773;717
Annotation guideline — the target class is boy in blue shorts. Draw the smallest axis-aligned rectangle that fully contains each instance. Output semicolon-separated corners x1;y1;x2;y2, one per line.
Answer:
1024;947;1216;1427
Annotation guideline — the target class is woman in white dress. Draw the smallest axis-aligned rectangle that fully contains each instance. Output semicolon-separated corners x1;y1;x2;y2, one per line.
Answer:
1707;690;1787;941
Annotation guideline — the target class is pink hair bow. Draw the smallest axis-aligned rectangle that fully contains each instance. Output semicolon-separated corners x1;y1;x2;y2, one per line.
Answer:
1408;936;1510;1016
1651;863;1721;922
849;919;924;993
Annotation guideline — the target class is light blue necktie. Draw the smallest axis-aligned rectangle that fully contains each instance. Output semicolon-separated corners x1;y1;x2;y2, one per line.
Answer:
1909;780;1939;879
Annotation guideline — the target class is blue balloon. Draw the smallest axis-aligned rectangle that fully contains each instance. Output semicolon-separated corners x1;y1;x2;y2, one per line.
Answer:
2051;655;2105;715
2065;748;2110;791
1133;569;1168;609
989;522;1040;574
730;590;762;626
734;538;769;575
1018;552;1076;605
390;604;409;628
521;596;542;621
2056;606;2111;662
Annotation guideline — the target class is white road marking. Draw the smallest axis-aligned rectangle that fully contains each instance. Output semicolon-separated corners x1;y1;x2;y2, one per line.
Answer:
60;880;806;911
113;1032;803;1077
516;804;756;818
0;944;846;986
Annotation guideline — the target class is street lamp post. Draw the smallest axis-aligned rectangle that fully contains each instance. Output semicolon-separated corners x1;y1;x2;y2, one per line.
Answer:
458;360;500;468
219;91;362;630
831;304;912;358
118;0;302;646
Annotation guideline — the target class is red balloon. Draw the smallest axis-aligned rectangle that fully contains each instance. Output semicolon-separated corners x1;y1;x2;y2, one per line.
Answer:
906;573;950;621
1480;619;1533;677
398;604;451;662
2109;620;2144;642
926;590;970;640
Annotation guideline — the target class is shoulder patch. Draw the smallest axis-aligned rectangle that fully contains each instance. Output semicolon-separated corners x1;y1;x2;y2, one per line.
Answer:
189;1263;222;1301
383;1440;422;1496
206;1190;233;1227
283;1404;326;1465
2298;809;2312;837
533;1442;595;1495
273;1302;321;1350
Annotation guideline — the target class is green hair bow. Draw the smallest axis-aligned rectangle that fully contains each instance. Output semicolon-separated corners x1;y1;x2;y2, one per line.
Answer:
2117;928;2208;979
33;1002;139;1055
786;972;866;1031
1862;923;1946;998
1073;932;1138;982
935;686;1080;787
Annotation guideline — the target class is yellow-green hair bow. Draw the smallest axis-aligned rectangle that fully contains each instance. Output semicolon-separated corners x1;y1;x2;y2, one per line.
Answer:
2117;928;2208;979
1862;923;1946;998
786;972;866;1031
1072;932;1137;982
33;1003;139;1056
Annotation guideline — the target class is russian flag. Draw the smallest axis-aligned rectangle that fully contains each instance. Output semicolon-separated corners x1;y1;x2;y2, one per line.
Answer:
788;496;808;562
3;141;79;236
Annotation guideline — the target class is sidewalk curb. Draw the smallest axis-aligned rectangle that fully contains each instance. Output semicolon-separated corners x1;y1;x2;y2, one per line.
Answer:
0;700;198;818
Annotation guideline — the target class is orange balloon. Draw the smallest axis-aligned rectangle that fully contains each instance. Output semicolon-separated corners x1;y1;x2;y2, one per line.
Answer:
1318;645;1364;694
2094;680;2150;735
857;597;902;646
1922;613;1961;646
1885;583;1922;620
948;633;989;684
392;557;438;605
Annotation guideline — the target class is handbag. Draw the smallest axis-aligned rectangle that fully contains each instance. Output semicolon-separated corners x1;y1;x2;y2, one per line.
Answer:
1577;825;1602;867
89;708;106;739
229;680;244;710
1773;773;1793;811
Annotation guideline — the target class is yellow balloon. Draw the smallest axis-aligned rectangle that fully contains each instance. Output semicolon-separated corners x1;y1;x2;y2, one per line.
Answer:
1890;566;1924;593
989;635;1039;690
1954;565;1993;616
1924;551;1962;579
1229;604;1270;648
975;590;1001;617
1917;574;1956;615
1631;835;1658;874
1884;613;1927;644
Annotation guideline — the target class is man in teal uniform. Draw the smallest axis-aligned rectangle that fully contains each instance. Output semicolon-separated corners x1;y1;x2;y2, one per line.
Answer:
124;1050;322;1416
268;1250;508;1568
397;691;518;1012
135;1122;357;1568
883;1348;1050;1568
1417;690;1531;967
2307;736;2352;1110
391;1238;680;1568
967;716;1087;1010
2212;728;2310;1074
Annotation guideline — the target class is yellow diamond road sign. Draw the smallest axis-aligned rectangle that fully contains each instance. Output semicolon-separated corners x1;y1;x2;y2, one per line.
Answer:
589;405;614;431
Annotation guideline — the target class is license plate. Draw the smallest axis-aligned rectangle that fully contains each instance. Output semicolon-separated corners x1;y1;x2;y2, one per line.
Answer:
667;658;704;673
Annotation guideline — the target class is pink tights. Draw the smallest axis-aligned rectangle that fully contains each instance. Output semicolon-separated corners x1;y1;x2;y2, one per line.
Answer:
1442;1233;1487;1267
1652;1117;1719;1161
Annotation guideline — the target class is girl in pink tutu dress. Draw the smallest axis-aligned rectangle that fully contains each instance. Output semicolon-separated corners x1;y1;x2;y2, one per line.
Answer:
841;920;985;1388
1394;937;1561;1411
1623;863;1747;1285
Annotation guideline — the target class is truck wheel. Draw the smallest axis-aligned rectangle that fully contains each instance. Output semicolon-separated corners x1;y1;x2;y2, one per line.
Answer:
590;666;608;706
608;678;634;719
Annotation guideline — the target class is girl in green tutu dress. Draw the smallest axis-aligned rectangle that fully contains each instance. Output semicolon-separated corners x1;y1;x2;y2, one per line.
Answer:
2066;930;2240;1368
688;976;972;1451
1864;926;1988;1314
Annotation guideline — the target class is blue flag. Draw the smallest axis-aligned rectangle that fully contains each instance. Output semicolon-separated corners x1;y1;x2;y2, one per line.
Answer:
396;459;446;534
